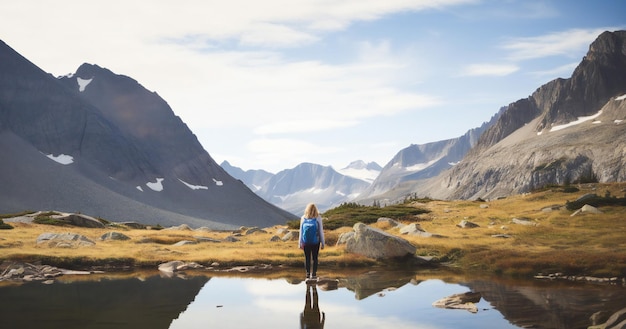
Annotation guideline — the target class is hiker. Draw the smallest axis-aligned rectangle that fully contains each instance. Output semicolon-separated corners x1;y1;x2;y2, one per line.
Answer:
298;203;325;280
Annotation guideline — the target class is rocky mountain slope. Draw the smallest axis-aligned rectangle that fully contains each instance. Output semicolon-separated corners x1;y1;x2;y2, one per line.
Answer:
370;30;626;202
0;40;296;228
356;110;502;204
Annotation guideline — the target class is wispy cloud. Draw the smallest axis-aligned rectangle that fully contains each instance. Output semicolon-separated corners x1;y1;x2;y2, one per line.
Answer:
461;63;519;77
529;62;579;79
502;28;612;61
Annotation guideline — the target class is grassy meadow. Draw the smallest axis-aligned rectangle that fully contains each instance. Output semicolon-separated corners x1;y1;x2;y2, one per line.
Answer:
1;182;625;278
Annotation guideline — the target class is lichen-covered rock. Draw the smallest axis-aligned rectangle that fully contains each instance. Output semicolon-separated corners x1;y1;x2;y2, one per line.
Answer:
100;232;130;241
36;232;96;248
345;223;416;260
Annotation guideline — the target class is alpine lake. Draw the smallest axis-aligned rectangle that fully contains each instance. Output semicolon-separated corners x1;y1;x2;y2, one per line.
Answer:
1;267;625;329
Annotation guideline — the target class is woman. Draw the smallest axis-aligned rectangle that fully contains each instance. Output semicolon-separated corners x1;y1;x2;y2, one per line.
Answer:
298;203;325;280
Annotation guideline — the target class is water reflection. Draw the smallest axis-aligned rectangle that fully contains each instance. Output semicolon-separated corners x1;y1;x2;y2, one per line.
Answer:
300;285;325;329
0;273;209;329
0;270;624;329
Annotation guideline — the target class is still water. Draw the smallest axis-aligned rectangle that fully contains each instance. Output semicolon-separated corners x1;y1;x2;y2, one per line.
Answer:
0;269;624;329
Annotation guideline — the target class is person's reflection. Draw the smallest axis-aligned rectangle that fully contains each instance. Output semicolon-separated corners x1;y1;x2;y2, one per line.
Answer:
300;284;325;329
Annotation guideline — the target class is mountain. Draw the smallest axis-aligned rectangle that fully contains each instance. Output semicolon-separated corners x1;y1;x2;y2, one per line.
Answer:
0;39;296;228
355;110;502;204
369;30;626;202
222;161;372;214
338;160;382;183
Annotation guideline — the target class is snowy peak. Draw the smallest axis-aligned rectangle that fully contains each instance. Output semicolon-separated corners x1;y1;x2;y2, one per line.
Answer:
338;160;382;183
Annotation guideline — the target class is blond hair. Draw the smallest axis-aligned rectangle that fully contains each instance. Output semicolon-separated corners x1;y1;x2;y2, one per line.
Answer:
303;203;319;218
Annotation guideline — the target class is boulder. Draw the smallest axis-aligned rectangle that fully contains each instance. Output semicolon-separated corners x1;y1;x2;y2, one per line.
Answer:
158;261;203;273
336;231;355;245
581;204;602;214
282;230;298;241
345;223;416;260
399;223;445;238
457;220;480;229
432;291;482;313
36;233;96;248
100;232;130;241
399;223;424;234
56;213;105;228
377;217;402;227
511;217;537;226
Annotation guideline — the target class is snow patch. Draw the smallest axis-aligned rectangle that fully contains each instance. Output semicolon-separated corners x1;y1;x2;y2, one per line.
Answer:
77;77;93;92
213;178;223;186
179;179;208;190
592;120;601;124
46;153;74;165
549;110;602;132
406;158;440;172
448;161;459;166
136;186;144;192
338;167;379;183
615;119;623;124
146;178;164;192
615;94;626;101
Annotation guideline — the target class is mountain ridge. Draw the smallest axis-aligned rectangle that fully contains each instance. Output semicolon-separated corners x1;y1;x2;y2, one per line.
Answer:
0;39;296;228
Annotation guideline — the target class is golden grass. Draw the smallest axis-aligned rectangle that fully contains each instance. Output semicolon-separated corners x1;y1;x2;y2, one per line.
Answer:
1;182;625;278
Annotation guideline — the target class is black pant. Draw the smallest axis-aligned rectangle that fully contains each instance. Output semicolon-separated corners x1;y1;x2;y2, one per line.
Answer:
303;243;320;277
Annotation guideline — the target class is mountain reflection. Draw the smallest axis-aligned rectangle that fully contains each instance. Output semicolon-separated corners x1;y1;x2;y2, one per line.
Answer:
0;274;209;329
466;278;626;329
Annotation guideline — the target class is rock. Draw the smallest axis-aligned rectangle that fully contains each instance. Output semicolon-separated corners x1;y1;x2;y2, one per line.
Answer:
581;204;602;214
172;240;197;246
399;223;424;234
399;223;445;238
36;233;96;248
479;204;489;209
194;236;222;243
245;227;267;235
282;230;298;241
491;234;512;238
432;291;482;313
345;223;416;260
224;236;240;242
163;224;193;231
270;235;281;242
377;217;402;227
117;221;147;229
54;213;105;228
457;220;480;228
0;262;96;282
158;261;203;273
511;218;537;226
336;231;355;245
100;232;131;241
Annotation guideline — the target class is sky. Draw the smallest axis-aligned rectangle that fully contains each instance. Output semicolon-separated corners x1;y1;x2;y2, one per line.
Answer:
1;1;625;173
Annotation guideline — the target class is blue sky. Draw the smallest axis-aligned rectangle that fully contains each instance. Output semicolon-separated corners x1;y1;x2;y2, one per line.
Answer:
1;1;624;173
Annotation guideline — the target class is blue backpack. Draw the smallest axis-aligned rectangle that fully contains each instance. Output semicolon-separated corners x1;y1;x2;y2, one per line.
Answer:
302;218;319;245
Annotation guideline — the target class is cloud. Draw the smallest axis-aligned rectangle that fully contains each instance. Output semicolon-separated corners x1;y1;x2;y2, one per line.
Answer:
529;62;579;79
254;119;359;135
502;28;613;61
246;138;343;170
461;63;519;77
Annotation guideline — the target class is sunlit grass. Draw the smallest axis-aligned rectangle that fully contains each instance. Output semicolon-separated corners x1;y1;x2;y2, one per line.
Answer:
1;182;625;278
